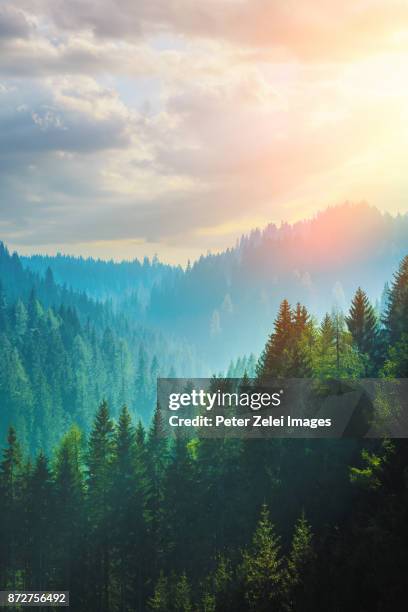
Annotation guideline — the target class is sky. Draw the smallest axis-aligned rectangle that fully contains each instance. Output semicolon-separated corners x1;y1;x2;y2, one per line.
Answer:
1;0;408;264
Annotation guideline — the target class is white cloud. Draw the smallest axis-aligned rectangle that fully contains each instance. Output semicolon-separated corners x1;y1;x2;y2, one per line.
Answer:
0;0;408;261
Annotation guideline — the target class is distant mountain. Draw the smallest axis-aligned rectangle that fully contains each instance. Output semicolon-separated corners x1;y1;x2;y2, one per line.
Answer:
0;244;206;451
147;203;408;366
21;252;182;307
0;242;111;329
17;202;408;369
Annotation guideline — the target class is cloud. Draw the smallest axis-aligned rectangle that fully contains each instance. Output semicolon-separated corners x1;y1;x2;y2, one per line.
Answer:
0;77;132;159
0;0;408;262
0;5;30;40
16;0;408;61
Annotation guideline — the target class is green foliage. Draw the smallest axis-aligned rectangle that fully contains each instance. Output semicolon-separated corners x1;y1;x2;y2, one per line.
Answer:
257;300;315;379
286;513;315;611
240;504;284;610
385;255;408;342
174;573;192;612
0;246;407;611
346;288;378;351
148;573;169;611
350;448;384;490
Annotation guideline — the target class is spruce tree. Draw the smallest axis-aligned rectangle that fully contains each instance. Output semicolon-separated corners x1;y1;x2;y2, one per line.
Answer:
291;303;314;376
256;299;293;380
146;405;169;571
148;573;169;611
111;406;143;611
173;573;192;612
135;345;149;419
385;255;408;342
26;452;54;590
211;554;234;611
286;512;315;611
86;400;115;612
346;287;378;360
0;281;9;333
54;426;85;595
293;302;308;336
320;313;335;351
241;504;284;610
0;427;22;588
13;299;28;339
162;436;195;572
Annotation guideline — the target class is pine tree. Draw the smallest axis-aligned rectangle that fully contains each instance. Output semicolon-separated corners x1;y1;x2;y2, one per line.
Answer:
86;400;115;612
135;345;149;419
381;334;408;378
111;406;144;611
13;299;28;339
26;452;54;590
211;554;234;611
320;314;335;351
173;573;192;612
291;304;314;376
148;572;169;611
27;287;43;330
149;355;160;409
44;266;56;297
133;419;151;610
0;427;22;588
0;281;9;333
293;302;308;336
286;512;315;611
346;287;378;361
161;436;195;572
146;405;168;571
256;299;293;380
385;255;408;342
241;504;284;610
239;369;251;393
54;426;85;595
257;300;314;379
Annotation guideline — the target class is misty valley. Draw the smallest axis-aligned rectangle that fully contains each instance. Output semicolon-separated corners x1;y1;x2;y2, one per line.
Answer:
0;203;407;611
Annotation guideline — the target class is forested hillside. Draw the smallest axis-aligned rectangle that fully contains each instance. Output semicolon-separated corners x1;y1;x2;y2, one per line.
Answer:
22;253;182;306
0;254;407;611
22;203;408;368
0;245;204;453
146;203;407;366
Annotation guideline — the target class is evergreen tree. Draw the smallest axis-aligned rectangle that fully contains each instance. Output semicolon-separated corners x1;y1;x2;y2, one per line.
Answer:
54;426;85;597
0;281;9;333
145;405;169;572
240;504;284;610
346;287;378;369
0;427;22;588
25;452;54;590
13;299;28;339
256;299;293;380
210;554;234;611
293;302;308;336
162;436;195;572
86;400;115;612
257;300;314;379
381;333;408;378
135;345;149;419
291;303;314;376
148;573;169;611
286;512;315;611
385;255;408;342
320;313;335;351
111;405;145;611
173;573;192;612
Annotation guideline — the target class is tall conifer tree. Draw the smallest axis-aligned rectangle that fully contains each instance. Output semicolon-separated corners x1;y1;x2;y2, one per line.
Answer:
385;255;408;342
346;287;378;357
